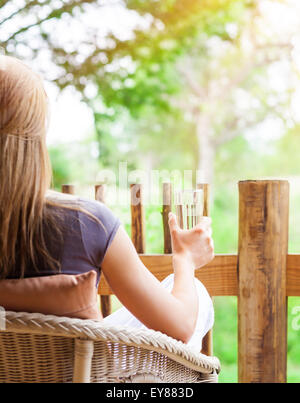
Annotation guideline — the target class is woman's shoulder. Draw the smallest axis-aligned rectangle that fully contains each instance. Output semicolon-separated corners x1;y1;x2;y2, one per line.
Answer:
45;191;122;269
46;189;120;232
77;197;120;228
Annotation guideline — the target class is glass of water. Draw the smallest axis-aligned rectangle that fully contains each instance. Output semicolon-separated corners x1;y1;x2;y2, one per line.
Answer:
174;189;204;229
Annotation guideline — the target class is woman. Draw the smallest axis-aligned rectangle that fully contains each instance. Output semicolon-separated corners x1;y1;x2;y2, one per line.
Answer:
0;55;214;350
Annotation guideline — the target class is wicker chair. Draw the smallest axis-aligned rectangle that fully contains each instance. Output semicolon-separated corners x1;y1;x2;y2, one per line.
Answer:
0;311;220;383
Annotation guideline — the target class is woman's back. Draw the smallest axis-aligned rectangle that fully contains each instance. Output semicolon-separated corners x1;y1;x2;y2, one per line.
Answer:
8;192;120;286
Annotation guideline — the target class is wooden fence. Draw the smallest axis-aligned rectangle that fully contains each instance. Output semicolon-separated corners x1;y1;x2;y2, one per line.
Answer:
62;180;300;383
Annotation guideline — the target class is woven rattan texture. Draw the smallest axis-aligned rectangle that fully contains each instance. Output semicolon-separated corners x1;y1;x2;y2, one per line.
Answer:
0;311;220;383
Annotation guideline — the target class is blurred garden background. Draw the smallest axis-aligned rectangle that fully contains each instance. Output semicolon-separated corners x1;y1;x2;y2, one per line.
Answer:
1;0;300;382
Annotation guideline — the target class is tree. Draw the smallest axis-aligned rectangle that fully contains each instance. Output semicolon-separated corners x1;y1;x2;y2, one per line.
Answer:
172;4;295;183
5;0;294;187
1;0;242;97
0;0;250;171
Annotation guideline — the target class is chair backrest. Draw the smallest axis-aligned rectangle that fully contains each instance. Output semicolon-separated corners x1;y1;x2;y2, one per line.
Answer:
0;311;220;383
0;330;75;383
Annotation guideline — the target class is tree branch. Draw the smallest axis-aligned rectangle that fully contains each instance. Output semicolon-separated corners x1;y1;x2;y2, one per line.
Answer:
212;100;287;149
0;1;11;7
212;124;241;148
0;0;49;26
177;62;207;100
213;40;293;105
2;0;96;44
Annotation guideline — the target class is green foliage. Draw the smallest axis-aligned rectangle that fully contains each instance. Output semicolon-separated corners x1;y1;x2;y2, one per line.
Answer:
211;187;238;253
272;126;300;176
1;0;253;175
288;298;300;366
48;136;101;190
89;0;249;163
48;146;73;190
214;297;238;366
145;205;165;253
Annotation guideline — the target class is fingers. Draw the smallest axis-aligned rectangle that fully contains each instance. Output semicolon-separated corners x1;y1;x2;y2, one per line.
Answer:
168;212;180;234
208;237;215;261
169;213;212;238
193;216;212;234
197;216;212;228
206;226;212;237
206;234;214;251
194;217;213;255
202;230;214;264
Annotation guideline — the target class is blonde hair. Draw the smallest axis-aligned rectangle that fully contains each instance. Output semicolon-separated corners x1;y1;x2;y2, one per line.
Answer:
0;55;98;279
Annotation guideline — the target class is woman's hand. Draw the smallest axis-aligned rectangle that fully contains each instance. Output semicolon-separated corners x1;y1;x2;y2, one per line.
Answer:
168;212;214;271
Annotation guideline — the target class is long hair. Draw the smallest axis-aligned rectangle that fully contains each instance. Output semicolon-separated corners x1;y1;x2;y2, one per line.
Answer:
0;55;99;279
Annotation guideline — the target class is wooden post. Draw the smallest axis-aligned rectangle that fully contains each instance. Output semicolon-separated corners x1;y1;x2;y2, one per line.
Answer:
61;184;75;195
238;180;289;383
95;184;105;203
95;184;112;318
162;183;172;254
130;184;146;254
196;183;210;216
197;183;213;356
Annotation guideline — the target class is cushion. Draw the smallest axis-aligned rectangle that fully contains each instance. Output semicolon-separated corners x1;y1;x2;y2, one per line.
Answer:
0;270;102;320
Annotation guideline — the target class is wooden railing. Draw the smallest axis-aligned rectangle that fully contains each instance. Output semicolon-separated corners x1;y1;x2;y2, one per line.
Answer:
62;180;300;383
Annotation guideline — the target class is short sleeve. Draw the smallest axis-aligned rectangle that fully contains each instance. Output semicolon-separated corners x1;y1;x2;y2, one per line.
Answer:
77;198;121;268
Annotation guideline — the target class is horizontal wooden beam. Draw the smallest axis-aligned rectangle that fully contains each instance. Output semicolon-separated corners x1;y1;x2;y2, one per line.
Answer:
99;254;237;296
98;253;300;297
287;254;300;296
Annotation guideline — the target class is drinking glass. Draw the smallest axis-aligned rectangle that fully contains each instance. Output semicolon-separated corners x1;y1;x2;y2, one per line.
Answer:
174;189;204;229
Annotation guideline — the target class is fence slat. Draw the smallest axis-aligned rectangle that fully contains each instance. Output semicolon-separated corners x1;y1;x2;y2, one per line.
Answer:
95;184;105;203
238;180;289;383
197;183;213;356
130;184;146;254
162;183;172;254
196;183;210;216
61;184;75;195
95;184;112;318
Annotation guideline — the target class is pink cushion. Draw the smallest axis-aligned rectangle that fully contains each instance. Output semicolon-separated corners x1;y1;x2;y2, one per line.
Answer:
0;270;102;320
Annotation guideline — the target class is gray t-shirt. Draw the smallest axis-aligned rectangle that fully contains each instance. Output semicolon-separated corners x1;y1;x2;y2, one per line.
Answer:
17;197;121;285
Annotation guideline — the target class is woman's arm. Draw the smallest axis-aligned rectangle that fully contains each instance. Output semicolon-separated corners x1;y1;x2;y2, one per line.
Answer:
101;213;214;343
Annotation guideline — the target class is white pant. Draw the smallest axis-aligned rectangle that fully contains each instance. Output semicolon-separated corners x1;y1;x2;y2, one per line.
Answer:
103;274;214;352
